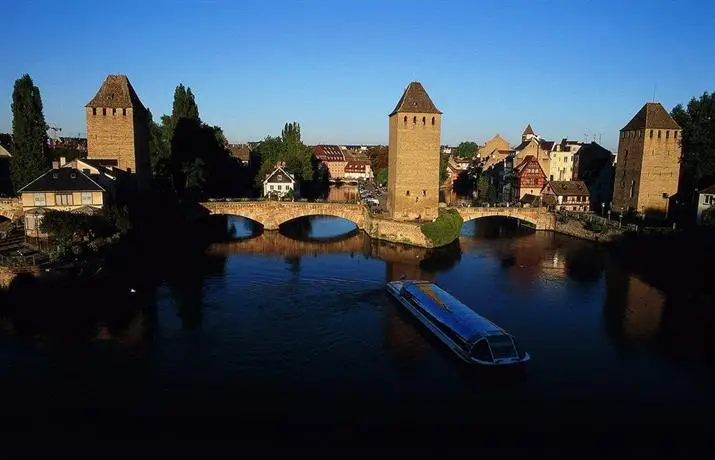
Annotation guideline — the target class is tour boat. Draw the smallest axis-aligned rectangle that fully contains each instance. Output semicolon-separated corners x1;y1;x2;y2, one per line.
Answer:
386;280;530;366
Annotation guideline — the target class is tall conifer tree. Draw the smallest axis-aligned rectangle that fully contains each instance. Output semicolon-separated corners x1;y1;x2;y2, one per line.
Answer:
10;74;48;192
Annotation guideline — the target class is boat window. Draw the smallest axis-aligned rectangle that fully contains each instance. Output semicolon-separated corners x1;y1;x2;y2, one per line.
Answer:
470;340;493;362
487;335;517;360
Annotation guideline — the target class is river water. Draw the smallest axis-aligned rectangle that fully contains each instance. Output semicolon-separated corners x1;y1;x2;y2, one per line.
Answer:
1;211;714;437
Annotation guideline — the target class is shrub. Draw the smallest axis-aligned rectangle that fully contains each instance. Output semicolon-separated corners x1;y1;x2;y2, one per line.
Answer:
583;219;605;233
420;209;464;247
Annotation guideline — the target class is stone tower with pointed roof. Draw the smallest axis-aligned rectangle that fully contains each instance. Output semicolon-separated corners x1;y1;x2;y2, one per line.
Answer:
521;124;536;142
387;81;442;221
612;102;682;216
86;74;150;191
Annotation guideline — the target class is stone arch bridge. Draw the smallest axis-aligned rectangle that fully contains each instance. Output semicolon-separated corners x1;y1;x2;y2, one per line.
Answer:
198;201;555;235
199;201;367;230
450;206;555;230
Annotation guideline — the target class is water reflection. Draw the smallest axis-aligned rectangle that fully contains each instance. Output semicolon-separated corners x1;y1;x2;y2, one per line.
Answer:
327;184;358;202
1;213;714;417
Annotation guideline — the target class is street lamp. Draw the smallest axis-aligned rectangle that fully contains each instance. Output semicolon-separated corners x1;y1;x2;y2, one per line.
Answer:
601;202;605;216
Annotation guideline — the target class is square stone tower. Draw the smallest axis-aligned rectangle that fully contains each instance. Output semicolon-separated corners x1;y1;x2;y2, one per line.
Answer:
86;75;151;191
612;102;682;216
387;82;442;221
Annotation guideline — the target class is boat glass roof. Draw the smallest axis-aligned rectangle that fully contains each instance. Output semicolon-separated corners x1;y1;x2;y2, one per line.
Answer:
402;281;505;342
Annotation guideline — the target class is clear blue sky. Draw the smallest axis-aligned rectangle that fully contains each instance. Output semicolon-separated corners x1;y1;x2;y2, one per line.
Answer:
1;0;712;151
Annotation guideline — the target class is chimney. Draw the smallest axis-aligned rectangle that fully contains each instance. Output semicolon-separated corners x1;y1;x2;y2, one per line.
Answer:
52;161;60;169
59;156;66;166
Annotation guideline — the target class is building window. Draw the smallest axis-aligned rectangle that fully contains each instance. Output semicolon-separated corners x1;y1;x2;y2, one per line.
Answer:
423;190;426;196
432;117;435;126
629;180;635;199
658;130;661;139
81;192;93;205
92;108;97;116
406;190;410;196
674;131;678;139
34;193;46;206
269;185;274;190
403;116;407;125
422;116;426;126
112;108;116;115
649;130;653;139
55;193;73;206
412;116;416;125
277;185;282;190
102;108;106;116
122;108;126;116
666;130;670;139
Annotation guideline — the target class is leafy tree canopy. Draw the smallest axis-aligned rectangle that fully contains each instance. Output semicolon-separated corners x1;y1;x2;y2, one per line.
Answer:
375;167;388;186
255;123;314;186
671;92;715;195
454;141;479;159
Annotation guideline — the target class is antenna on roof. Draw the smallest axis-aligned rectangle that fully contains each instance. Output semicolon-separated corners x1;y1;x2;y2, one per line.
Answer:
652;83;657;102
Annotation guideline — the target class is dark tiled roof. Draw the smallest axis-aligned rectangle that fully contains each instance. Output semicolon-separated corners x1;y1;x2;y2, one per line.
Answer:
523;124;535;135
540;140;555;151
390;82;441;116
264;167;295;184
514;140;532;151
86;74;146;110
700;184;715;195
312;145;345;162
18;167;105;193
228;143;251;162
547;181;590;196
621;102;681;131
520;194;542;205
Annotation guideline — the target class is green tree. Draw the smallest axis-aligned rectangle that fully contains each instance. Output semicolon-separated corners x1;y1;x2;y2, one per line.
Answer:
182;158;206;197
376;167;388;186
671;93;715;197
454;141;479;159
147;108;169;172
10;74;48;192
440;153;449;184
281;122;301;144
162;84;201;146
255;123;314;188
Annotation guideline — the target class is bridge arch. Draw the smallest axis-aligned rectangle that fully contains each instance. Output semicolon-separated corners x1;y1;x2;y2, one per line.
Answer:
452;206;554;231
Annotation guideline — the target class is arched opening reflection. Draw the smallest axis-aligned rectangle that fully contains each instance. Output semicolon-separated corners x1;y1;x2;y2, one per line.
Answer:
200;214;264;242
279;215;358;242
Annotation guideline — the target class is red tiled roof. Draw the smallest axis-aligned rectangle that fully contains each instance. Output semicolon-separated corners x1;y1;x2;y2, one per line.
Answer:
312;145;345;162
